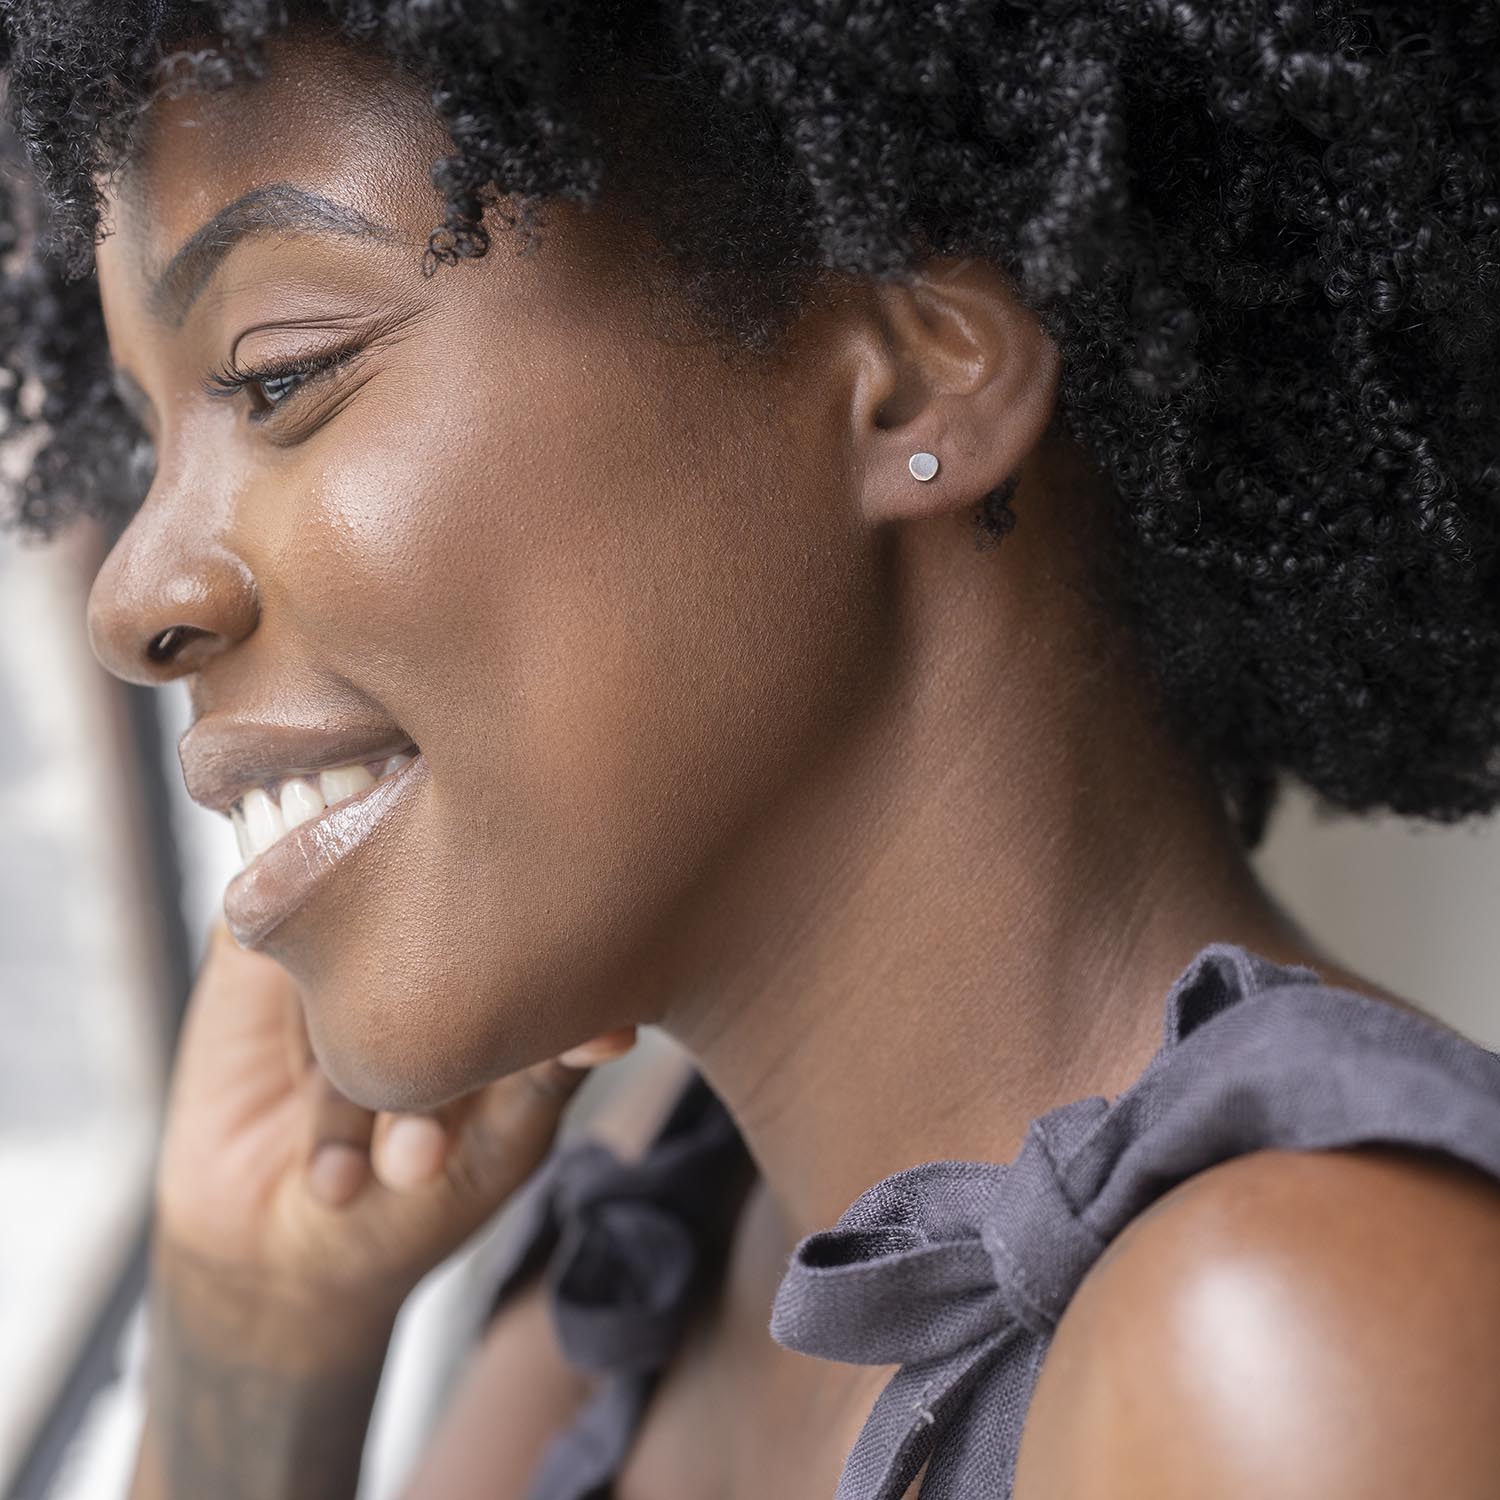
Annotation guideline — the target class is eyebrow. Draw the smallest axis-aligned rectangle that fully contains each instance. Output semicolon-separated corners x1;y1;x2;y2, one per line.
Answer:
149;182;394;326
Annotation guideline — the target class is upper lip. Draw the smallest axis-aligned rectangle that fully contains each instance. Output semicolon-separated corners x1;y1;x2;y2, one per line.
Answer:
180;717;418;816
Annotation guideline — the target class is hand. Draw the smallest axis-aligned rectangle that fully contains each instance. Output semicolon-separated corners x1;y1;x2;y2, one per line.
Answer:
150;920;636;1317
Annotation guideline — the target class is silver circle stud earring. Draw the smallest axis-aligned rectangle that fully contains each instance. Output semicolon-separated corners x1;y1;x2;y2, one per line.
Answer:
908;451;940;483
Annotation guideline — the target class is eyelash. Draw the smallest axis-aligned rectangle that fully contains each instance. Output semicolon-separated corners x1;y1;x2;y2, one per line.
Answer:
203;343;361;422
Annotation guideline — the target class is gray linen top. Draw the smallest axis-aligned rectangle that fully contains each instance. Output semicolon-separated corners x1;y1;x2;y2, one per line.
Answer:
483;941;1500;1498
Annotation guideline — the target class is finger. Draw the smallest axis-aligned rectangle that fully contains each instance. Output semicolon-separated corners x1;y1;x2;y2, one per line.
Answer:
370;1111;451;1193
282;974;315;1082
439;1055;597;1210
557;1026;639;1070
304;1068;378;1208
197;918;299;1026
170;920;305;1109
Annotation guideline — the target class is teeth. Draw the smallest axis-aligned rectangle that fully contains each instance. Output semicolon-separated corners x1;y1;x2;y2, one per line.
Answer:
228;752;417;869
279;776;326;831
230;805;253;864
242;787;285;856
319;764;376;806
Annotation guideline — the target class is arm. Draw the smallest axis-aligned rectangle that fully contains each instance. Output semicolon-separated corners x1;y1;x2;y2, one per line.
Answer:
391;1272;588;1500
1012;1143;1500;1499
117;923;616;1500
129;1242;402;1500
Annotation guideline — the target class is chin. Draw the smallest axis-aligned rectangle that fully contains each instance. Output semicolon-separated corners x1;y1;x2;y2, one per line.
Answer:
250;825;640;1112
267;929;529;1114
306;1016;463;1114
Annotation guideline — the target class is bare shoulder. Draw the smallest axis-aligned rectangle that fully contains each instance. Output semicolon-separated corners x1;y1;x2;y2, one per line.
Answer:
1012;1143;1500;1500
398;1036;699;1500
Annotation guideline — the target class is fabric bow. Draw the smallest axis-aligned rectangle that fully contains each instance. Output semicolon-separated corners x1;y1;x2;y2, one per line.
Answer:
769;1095;1112;1499
499;941;1500;1500
769;942;1500;1499
491;1074;751;1500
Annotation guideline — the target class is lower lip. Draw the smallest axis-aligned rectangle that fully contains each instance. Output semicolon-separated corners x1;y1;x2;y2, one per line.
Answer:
222;754;427;949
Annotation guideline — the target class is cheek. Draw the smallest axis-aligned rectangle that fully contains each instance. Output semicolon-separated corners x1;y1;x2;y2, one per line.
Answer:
264;329;877;1108
334;320;868;790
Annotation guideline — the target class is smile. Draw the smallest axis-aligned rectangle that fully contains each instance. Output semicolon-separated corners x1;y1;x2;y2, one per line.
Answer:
222;750;427;949
229;749;417;867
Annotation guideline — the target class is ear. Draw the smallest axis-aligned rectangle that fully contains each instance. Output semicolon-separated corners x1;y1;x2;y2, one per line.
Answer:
846;256;1062;529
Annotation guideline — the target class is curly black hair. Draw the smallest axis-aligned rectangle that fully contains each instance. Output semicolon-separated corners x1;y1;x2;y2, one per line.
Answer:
2;1;1499;851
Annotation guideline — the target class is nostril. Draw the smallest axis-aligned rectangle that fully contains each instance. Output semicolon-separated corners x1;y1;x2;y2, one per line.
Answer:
146;624;206;665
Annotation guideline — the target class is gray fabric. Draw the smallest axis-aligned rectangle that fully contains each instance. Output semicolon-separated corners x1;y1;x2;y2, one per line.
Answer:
486;942;1500;1498
484;1074;752;1500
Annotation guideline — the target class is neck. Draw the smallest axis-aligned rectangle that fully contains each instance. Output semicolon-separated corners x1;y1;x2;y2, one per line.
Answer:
654;486;1319;1240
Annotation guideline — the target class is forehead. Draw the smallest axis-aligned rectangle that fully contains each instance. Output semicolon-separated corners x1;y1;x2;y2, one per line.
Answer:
103;28;449;270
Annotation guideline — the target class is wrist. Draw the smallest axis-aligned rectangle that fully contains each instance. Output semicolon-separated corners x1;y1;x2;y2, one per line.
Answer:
148;1235;403;1377
138;1239;400;1499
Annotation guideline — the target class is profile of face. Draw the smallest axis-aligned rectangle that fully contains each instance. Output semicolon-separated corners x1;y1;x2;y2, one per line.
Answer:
87;27;1062;1111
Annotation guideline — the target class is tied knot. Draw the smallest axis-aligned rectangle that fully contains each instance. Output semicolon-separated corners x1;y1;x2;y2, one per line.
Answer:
771;1103;1110;1367
545;1143;703;1377
978;1115;1108;1337
507;1078;750;1390
768;1099;1112;1500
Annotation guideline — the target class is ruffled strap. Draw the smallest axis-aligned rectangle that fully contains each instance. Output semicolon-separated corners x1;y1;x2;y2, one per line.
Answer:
771;944;1500;1499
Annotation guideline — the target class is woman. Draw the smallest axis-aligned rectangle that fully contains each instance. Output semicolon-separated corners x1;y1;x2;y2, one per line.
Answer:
5;3;1500;1496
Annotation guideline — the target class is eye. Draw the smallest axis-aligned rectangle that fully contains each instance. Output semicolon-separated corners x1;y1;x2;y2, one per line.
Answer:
254;369;305;406
203;344;362;424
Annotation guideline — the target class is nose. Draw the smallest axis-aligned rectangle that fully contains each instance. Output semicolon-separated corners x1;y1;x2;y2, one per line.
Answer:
87;517;259;686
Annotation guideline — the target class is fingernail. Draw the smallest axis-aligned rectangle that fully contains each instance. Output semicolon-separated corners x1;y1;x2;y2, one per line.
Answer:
558;1030;637;1069
377;1116;447;1190
308;1144;367;1207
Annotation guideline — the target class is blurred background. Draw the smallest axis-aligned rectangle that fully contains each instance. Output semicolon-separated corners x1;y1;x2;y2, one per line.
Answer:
2;517;1498;1500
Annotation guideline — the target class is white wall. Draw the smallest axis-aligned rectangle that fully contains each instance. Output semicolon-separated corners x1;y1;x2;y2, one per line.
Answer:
1255;779;1500;1049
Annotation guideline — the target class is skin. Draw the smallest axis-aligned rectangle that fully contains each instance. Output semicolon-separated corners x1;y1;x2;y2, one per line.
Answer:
1011;1145;1500;1498
82;25;1500;1500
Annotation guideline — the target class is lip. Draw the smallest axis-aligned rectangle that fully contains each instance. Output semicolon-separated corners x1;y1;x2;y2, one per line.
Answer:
223;752;428;949
180;717;420;814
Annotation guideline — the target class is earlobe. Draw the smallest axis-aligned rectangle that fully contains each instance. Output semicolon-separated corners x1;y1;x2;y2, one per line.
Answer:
850;256;1062;532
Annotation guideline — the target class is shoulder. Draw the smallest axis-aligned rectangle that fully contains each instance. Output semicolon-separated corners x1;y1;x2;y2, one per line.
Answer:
1012;1143;1500;1500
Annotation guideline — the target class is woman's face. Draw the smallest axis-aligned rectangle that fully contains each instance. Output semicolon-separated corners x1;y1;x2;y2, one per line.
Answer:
88;30;891;1110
